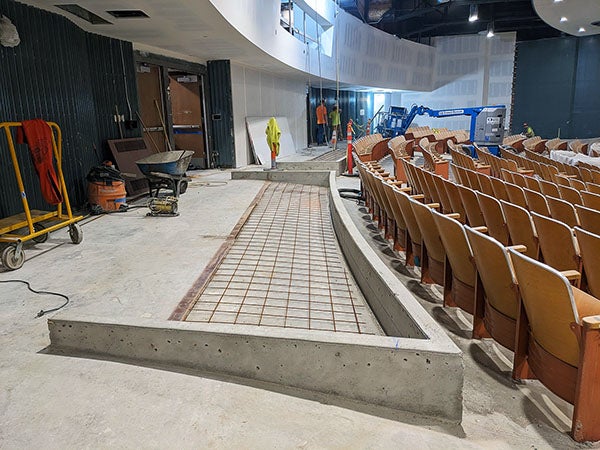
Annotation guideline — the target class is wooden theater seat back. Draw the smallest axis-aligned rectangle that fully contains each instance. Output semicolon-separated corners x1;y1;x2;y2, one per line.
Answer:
523;187;550;216
531;212;581;276
574;227;600;299
456;184;485;227
476;191;510;246
547;196;580;228
581;190;600;210
575;204;600;236
394;189;424;266
509;249;596;371
410;197;446;285
431;209;476;313
508;248;600;442
465;226;520;349
504;182;528;209
500;200;539;260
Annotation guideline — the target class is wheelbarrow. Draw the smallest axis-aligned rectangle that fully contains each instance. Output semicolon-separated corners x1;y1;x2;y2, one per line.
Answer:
135;150;194;197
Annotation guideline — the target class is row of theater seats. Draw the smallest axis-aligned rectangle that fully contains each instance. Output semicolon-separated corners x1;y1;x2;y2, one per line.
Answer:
508;147;596;182
353;134;390;162
354;154;600;442
354;127;469;163
502;134;600;155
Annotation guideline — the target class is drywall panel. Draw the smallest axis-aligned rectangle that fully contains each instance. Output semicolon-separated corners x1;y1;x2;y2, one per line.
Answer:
399;33;515;133
246;117;295;166
231;63;307;167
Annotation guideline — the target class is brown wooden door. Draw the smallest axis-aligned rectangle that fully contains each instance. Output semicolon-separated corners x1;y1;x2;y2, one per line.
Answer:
169;73;205;164
136;64;168;153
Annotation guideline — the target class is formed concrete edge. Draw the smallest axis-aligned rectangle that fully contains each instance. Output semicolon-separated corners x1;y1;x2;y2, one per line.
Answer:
231;169;330;186
48;317;462;421
277;160;346;176
328;171;464;419
46;171;463;422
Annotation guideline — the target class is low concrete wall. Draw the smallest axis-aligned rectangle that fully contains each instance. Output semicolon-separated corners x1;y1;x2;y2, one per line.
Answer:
49;317;462;421
277;159;346;176
231;169;330;186
47;171;464;422
328;173;450;341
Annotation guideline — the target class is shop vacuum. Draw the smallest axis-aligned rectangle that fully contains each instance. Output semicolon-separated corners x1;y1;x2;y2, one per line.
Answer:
87;163;128;214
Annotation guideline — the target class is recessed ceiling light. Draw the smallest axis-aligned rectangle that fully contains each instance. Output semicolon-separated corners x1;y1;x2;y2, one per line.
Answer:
579;27;586;32
468;5;478;22
553;0;563;3
55;4;112;24
106;10;149;19
560;16;568;22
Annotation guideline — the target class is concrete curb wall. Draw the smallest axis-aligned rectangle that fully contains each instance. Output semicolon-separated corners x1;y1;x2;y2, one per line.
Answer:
328;172;458;343
328;172;463;418
277;160;346;176
231;169;330;186
47;171;463;422
49;317;462;421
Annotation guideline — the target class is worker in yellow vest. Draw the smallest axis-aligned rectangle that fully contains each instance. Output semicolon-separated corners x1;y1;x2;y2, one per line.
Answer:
523;122;535;138
329;105;341;145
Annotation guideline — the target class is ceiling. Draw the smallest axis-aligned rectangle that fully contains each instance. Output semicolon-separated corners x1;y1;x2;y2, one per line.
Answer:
19;0;310;79
338;0;600;42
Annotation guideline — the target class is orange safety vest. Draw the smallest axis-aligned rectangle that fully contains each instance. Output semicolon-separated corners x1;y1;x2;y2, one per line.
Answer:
316;105;327;125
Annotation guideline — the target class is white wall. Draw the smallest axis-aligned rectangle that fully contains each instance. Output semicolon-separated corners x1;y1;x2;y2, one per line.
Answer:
211;0;436;91
231;63;307;167
400;33;516;131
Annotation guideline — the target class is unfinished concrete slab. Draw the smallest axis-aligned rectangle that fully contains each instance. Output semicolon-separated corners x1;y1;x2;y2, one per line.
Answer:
0;169;588;448
46;174;463;422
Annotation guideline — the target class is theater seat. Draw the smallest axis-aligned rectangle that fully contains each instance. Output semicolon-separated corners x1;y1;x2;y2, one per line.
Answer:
509;249;600;442
465;227;522;349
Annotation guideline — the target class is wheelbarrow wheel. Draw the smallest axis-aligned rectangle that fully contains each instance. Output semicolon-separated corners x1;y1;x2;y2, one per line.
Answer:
179;180;188;194
69;223;83;244
32;223;49;244
1;244;25;270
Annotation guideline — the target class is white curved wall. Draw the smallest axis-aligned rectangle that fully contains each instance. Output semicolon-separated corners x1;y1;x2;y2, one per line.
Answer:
210;0;436;91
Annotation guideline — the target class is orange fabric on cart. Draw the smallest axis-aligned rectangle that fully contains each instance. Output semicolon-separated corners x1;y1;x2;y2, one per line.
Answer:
17;119;63;205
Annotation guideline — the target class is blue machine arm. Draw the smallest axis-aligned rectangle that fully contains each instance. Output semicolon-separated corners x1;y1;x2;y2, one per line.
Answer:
398;104;505;142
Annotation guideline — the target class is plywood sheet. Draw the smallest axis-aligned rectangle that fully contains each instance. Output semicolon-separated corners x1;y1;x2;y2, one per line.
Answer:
107;138;152;197
245;117;296;166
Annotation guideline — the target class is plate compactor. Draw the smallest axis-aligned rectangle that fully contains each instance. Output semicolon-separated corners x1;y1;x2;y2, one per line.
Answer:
146;196;178;217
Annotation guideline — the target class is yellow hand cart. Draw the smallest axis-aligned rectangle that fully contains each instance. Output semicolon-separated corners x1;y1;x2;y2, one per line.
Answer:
0;121;84;270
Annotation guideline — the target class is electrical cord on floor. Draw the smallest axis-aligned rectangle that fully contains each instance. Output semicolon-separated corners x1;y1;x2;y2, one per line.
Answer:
0;279;70;318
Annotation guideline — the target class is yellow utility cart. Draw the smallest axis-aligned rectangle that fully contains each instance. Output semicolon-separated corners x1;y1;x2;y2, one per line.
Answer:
0;121;84;270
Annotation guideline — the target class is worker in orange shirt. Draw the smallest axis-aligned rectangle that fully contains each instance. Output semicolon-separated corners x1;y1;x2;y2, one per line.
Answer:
316;99;327;145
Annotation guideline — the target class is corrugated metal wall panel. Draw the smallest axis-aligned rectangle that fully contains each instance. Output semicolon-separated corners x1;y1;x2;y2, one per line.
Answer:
0;0;139;218
514;36;600;139
207;60;235;167
308;88;373;143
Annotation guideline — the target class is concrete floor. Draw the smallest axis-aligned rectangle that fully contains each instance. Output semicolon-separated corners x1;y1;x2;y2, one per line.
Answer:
0;167;595;448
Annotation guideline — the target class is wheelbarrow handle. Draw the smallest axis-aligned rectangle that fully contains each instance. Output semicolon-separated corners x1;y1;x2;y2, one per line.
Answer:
149;171;172;179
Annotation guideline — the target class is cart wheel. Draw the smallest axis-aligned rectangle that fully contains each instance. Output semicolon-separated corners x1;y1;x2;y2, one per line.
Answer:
69;223;83;244
1;244;25;270
179;180;188;194
32;223;49;244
